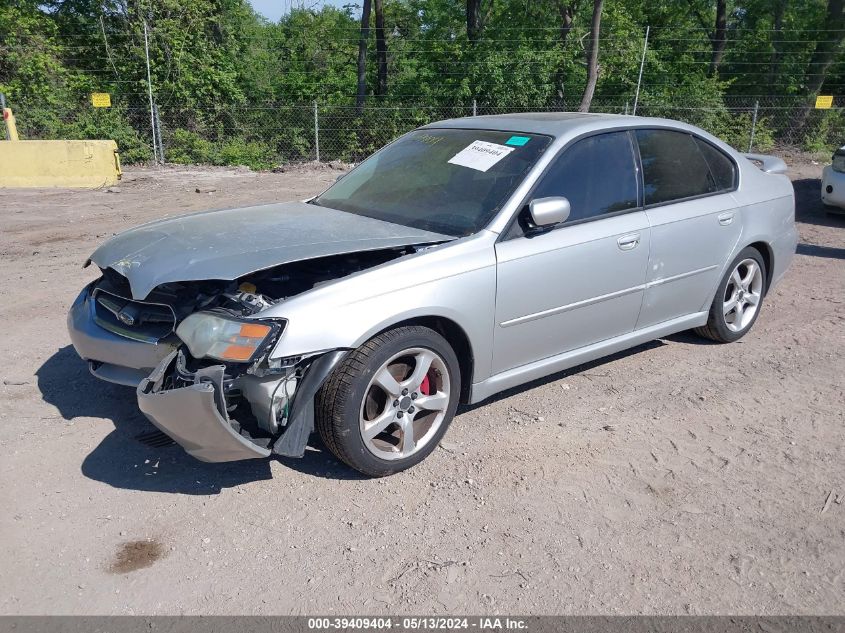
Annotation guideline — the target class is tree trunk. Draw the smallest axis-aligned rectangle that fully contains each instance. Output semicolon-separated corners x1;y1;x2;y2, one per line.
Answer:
709;0;727;75
374;0;387;97
355;0;372;113
791;0;845;132
467;0;482;41
578;0;603;112
767;0;787;86
553;1;577;101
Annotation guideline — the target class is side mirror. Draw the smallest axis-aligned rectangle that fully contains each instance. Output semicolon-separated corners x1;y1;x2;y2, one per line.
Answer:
528;196;570;227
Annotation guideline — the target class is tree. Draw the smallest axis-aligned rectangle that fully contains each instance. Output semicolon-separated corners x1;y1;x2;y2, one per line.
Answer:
466;0;492;41
686;0;729;75
791;0;845;131
374;0;387;96
356;0;372;112
578;0;603;112
467;0;481;41
767;0;787;86
710;0;728;75
553;1;578;100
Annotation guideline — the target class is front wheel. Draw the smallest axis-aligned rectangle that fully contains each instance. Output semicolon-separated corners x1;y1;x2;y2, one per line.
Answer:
315;326;461;477
695;247;767;343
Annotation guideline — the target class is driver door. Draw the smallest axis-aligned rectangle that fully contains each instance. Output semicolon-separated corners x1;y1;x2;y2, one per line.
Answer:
492;130;651;374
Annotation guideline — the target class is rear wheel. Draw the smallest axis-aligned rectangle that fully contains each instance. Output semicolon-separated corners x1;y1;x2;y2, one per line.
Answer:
695;247;767;343
315;326;461;477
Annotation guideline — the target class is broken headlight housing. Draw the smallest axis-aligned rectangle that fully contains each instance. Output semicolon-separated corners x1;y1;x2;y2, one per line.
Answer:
175;312;285;363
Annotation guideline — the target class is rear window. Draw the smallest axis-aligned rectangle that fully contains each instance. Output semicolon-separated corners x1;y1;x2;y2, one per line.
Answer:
694;137;737;191
636;129;716;205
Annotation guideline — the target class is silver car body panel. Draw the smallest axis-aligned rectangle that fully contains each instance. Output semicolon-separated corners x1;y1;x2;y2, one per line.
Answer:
67;283;178;384
137;351;271;462
493;210;650;374
89;201;451;300
68;112;798;461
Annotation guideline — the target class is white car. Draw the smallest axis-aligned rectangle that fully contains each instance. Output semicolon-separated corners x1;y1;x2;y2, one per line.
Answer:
821;145;845;213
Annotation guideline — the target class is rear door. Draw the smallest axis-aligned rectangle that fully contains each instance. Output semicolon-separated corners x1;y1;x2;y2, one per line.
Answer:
634;129;741;328
493;130;650;374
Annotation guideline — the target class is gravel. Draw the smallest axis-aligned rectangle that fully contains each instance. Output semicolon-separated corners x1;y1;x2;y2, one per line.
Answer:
0;159;842;615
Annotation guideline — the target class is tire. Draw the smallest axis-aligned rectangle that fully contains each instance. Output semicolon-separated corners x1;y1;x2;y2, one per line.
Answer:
695;246;767;343
315;325;461;477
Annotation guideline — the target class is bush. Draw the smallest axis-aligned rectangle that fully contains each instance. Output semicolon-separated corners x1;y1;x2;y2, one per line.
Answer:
713;112;776;153
801;109;845;153
165;129;275;170
218;138;275;170
166;129;217;165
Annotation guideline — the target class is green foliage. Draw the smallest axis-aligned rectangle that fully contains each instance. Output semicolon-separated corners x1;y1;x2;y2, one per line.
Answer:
218;138;275;170
167;129;217;164
801;110;845;153
167;128;274;169
59;105;152;163
2;0;843;165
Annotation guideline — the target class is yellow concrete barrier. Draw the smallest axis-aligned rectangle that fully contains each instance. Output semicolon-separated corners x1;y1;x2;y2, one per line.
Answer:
0;140;121;188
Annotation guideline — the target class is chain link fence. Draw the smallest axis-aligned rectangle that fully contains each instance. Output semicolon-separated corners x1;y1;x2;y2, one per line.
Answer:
9;95;845;168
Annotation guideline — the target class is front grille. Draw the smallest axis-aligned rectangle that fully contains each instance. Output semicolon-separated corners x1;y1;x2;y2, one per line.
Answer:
93;287;176;343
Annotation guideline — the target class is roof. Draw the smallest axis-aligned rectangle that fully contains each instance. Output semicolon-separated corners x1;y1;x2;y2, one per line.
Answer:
422;112;634;136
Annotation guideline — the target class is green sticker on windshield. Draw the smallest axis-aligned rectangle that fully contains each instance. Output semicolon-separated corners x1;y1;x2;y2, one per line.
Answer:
505;135;530;146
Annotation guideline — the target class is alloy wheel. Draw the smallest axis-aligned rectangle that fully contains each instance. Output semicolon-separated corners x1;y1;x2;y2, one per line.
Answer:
359;347;451;460
723;257;763;332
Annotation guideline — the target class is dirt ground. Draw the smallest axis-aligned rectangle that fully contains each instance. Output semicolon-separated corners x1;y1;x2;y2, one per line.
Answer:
0;157;843;616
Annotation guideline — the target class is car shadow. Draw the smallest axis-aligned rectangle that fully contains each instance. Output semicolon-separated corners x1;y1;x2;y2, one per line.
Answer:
796;243;845;260
36;331;737;486
37;346;275;494
793;178;845;229
457;338;674;414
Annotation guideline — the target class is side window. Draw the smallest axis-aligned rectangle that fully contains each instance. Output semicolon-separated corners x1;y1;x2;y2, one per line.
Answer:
694;137;737;191
531;131;638;224
636;129;716;205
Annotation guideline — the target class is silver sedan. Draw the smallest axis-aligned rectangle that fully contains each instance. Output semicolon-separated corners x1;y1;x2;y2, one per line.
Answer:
68;113;798;476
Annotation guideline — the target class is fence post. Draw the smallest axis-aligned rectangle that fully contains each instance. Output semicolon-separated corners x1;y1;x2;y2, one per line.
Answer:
153;102;165;164
313;101;320;163
624;101;629;115
143;20;158;164
748;100;759;153
472;99;477;117
633;25;649;116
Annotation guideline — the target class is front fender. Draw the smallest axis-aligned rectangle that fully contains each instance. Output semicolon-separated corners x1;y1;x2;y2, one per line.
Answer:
262;232;498;384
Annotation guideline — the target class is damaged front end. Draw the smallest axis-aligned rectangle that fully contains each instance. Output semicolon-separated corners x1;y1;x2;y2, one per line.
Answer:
137;347;347;462
70;247;428;462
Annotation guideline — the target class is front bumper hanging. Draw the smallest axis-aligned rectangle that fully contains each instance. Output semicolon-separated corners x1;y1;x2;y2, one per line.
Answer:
136;349;350;463
137;350;271;462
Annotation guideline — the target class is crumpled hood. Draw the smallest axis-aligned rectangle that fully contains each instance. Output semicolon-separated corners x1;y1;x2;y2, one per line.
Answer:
89;201;451;299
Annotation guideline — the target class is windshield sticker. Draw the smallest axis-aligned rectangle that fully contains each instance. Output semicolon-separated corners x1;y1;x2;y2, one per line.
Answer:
448;140;515;172
505;135;531;146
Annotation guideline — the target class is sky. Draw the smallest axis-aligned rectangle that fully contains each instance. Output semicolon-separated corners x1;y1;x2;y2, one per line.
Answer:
247;0;354;22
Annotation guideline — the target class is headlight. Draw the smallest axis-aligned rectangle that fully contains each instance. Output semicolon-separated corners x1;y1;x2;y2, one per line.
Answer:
175;312;283;363
832;153;845;173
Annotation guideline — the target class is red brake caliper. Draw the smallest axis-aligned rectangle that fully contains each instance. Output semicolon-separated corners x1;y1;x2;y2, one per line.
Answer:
420;373;433;396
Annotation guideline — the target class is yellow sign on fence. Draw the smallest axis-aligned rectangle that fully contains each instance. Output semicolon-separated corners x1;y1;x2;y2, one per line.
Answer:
91;93;111;108
815;95;833;109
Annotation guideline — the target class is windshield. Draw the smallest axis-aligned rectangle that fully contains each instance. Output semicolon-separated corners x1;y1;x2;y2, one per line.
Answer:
312;128;551;236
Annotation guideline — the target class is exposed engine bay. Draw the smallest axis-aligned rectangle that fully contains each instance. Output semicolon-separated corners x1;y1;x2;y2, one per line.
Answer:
97;246;413;323
86;245;428;458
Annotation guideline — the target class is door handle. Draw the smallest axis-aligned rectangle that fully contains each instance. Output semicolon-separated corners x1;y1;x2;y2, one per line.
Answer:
617;233;640;251
718;211;735;226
